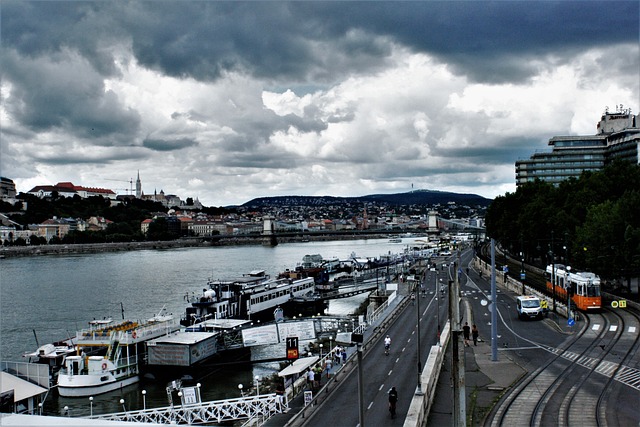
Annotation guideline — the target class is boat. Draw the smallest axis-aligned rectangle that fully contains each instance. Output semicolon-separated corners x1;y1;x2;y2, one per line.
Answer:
181;271;317;326
23;338;77;387
57;308;178;397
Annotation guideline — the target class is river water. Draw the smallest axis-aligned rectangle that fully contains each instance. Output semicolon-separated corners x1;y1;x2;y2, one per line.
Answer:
0;237;420;417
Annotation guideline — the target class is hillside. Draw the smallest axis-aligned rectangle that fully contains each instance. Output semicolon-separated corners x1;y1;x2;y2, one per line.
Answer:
241;189;492;209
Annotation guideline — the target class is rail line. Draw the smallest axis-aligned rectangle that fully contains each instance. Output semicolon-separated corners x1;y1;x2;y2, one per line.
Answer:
487;304;640;427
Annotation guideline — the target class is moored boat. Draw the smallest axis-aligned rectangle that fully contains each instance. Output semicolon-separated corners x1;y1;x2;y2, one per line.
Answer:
181;271;317;326
57;309;178;397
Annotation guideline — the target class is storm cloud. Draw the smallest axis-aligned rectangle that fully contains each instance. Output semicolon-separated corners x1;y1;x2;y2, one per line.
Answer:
1;1;638;206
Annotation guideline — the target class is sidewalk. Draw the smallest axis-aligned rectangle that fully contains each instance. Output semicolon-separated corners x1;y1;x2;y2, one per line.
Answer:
426;335;526;427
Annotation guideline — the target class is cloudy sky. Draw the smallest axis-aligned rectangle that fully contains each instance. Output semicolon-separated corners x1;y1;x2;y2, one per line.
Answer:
1;1;638;207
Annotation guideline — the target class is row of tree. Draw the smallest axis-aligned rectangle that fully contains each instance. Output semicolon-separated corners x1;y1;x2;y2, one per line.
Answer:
485;161;640;282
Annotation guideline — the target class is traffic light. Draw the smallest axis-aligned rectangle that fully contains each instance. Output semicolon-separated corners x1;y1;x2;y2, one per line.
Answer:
286;337;299;360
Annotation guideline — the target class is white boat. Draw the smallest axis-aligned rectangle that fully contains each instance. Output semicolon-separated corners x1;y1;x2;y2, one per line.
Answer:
181;271;317;325
57;309;178;397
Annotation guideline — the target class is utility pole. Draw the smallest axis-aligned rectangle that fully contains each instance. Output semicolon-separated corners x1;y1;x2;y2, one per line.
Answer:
491;239;498;362
450;252;465;426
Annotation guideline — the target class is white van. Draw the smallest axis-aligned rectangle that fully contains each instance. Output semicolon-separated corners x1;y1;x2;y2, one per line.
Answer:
516;295;543;320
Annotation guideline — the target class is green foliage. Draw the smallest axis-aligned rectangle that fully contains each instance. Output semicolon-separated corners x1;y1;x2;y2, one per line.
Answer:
486;161;640;279
1;193;234;244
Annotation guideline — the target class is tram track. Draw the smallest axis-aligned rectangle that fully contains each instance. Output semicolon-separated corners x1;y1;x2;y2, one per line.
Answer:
487;304;640;427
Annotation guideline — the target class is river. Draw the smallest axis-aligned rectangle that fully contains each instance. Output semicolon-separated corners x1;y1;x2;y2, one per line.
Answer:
0;237;422;417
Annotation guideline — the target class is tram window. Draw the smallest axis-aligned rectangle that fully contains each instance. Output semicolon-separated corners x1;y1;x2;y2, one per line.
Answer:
587;286;599;297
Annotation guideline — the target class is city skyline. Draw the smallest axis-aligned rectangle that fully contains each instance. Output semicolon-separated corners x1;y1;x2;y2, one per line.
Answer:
1;1;638;206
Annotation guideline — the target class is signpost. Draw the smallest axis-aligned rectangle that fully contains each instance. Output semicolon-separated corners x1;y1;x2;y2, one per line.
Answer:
286;337;299;360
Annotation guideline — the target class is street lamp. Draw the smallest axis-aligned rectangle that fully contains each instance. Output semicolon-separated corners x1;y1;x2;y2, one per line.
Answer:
319;343;323;358
142;390;146;411
255;375;261;395
63;406;69;417
89;397;93;417
238;383;244;397
415;275;424;396
119;398;126;412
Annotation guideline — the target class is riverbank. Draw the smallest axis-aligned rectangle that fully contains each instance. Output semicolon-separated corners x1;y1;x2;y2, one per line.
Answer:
0;234;390;258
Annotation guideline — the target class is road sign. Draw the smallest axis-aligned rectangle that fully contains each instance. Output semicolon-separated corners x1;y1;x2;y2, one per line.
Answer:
304;391;313;406
286;337;299;360
568;318;575;327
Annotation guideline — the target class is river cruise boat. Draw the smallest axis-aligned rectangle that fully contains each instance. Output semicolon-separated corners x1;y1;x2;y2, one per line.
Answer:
57;310;178;397
181;270;316;326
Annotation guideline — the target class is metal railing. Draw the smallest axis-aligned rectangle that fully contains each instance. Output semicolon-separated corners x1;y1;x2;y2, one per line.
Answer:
91;393;287;425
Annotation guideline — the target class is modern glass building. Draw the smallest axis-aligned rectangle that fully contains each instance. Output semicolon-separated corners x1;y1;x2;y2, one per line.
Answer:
516;108;639;187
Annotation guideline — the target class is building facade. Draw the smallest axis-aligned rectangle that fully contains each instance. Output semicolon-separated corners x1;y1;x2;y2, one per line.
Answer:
516;107;639;187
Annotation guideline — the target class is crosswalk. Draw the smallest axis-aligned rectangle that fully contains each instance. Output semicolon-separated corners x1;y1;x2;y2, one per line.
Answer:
545;346;640;391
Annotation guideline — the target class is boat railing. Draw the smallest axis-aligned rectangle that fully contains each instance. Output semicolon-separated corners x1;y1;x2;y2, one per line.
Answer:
114;353;138;370
75;317;177;343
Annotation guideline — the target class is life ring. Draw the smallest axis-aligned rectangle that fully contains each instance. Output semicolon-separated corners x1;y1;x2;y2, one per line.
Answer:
101;362;107;371
132;331;137;339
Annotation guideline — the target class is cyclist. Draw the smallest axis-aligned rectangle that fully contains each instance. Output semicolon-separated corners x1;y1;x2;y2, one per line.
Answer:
384;335;391;355
388;386;398;418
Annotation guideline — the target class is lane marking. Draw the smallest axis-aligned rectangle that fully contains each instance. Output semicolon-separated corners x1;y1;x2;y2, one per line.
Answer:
388;370;393;376
629;326;637;333
396;357;400;363
593;324;601;331
610;325;618;332
379;384;384;391
367;401;373;410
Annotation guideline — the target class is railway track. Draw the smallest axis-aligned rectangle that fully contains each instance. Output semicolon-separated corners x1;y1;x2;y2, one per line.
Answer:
486;303;640;426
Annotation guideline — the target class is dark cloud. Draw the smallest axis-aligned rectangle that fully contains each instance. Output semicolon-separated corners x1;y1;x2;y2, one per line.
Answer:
2;49;140;142
142;137;198;151
5;1;635;86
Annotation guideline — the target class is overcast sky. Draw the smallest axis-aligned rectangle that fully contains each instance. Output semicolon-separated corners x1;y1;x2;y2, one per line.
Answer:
1;1;638;207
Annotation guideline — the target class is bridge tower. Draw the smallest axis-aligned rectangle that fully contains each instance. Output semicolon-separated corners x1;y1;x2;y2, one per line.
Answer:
262;216;278;246
428;211;439;233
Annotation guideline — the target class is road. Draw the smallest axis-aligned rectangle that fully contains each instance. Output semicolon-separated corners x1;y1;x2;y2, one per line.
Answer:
300;254;455;427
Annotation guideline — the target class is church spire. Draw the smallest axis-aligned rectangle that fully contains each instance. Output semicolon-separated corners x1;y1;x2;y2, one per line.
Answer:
135;170;142;198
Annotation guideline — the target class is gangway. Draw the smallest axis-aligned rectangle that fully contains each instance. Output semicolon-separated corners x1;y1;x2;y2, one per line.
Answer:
91;394;287;425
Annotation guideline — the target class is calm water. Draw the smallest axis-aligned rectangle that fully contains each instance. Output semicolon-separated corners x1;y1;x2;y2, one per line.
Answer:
0;237;418;417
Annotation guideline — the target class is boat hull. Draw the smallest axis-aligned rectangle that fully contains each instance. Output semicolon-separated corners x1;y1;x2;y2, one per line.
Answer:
57;374;139;397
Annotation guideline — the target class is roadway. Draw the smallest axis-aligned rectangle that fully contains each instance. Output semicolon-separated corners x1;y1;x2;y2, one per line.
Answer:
298;253;457;427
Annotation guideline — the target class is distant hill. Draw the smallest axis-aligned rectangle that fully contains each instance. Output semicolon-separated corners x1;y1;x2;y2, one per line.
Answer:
241;190;492;209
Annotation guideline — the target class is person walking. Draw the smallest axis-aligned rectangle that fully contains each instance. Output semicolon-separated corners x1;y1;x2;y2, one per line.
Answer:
472;324;479;346
462;322;471;347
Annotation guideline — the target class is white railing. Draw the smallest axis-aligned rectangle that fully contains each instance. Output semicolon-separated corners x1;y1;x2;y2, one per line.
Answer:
92;393;287;425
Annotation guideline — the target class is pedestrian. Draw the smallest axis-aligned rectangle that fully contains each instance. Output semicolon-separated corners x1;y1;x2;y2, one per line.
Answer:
341;348;347;363
462;322;471;347
472;324;479;346
313;366;321;388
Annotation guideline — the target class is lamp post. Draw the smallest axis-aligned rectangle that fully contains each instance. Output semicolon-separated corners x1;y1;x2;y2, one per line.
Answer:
119;398;126;413
254;375;261;396
319;343;323;358
89;397;93;417
64;406;69;417
415;275;424;396
142;390;146;411
238;384;244;397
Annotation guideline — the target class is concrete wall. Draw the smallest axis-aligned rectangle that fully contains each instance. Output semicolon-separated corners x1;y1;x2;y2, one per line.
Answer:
402;321;451;427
